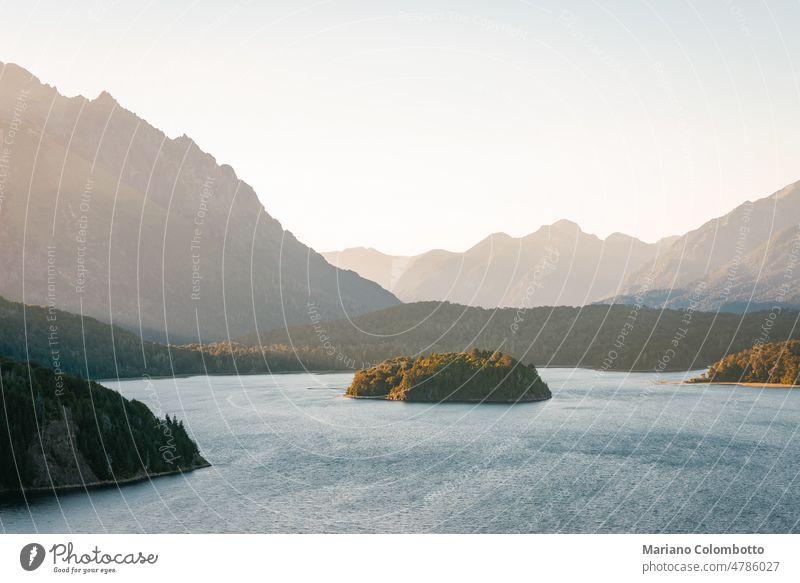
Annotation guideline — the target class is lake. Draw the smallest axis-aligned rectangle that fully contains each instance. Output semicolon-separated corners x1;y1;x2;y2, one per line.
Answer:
2;368;799;533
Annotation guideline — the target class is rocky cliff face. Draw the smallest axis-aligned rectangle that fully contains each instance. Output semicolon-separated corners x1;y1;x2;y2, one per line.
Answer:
22;408;100;489
0;62;399;342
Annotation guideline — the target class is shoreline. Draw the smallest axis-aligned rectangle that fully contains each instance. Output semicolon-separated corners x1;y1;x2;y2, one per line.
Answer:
95;369;348;383
99;366;704;384
661;380;800;389
0;462;212;497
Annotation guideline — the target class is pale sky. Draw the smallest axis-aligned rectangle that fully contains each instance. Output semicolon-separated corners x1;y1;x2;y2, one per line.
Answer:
2;0;799;255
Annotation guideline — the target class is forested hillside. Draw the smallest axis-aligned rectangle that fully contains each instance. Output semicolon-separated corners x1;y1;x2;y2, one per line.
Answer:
0;358;208;493
247;302;800;372
0;295;320;378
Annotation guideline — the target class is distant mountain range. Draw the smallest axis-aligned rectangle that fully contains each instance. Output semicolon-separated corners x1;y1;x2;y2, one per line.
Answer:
0;62;398;341
324;221;678;307
325;181;800;313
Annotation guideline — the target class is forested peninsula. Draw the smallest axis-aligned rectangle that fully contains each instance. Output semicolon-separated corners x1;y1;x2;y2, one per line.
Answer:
688;340;800;386
0;358;209;494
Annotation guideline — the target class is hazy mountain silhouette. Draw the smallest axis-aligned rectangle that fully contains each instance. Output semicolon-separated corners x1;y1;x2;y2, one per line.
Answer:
325;221;677;308
327;181;800;313
0;62;398;341
613;180;800;311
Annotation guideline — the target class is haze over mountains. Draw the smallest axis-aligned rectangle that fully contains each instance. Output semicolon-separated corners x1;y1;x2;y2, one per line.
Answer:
326;181;800;313
0;62;398;341
325;222;679;307
3;59;799;350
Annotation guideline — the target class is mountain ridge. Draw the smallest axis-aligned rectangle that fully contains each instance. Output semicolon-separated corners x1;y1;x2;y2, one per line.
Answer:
612;179;800;311
325;179;800;313
0;61;399;342
324;221;677;307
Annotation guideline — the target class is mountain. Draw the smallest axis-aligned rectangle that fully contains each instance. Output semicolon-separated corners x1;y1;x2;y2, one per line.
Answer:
324;221;676;307
322;247;415;294
326;180;800;315
0;62;398;342
614;180;800;310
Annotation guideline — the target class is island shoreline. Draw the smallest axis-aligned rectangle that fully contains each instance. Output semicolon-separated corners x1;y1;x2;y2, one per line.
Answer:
342;394;552;403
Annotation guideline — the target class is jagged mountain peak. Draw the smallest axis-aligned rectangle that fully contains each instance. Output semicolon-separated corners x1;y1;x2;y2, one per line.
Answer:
93;89;118;105
0;61;41;87
549;218;581;231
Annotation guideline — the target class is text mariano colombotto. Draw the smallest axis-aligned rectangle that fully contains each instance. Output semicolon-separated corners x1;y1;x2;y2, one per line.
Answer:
643;543;764;556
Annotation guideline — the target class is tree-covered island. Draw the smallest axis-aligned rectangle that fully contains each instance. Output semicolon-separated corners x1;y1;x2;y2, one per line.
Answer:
345;349;551;402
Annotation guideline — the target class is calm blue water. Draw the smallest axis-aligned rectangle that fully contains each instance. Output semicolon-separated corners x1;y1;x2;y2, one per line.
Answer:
2;368;800;533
